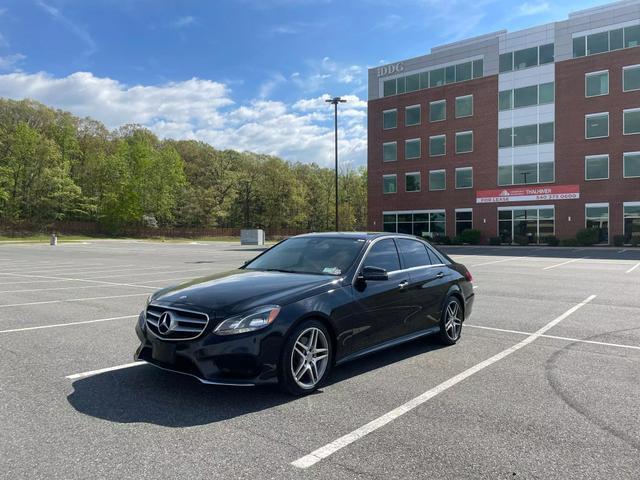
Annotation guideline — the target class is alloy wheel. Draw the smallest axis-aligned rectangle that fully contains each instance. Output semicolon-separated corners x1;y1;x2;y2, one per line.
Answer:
290;327;330;389
444;300;462;341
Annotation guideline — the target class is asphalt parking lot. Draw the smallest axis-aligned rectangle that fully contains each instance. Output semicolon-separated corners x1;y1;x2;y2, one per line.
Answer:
1;240;639;479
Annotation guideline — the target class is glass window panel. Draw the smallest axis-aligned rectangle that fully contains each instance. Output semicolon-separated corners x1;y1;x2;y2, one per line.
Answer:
585;155;608;180
383;214;396;223
499;210;513;220
539;208;554;220
624;205;640;217
539;82;555;104
539;122;554;143
455;168;473;188
455;62;472;82
586;206;609;220
429;100;446;121
405;173;420;192
586;113;609;138
413;213;429;222
397;239;431;268
514;163;538;184
455;96;473;118
624;66;640;91
396;76;406;94
383;110;397;129
405;106;421;126
456;211;472;221
625;25;640;48
406;74;420;92
539;43;554;64
430;68;445;87
499;90;513;111
405;139;421;159
587;31;609;55
624;110;640;134
430;212;445;223
610;28;624;50
586;71;609;97
624;153;640;177
514;47;538;70
429;135;446;156
513;124;538;146
419;71;429;89
383;176;397;194
539;161;555;183
499;128;513;148
573;36;586;58
383;79;396;97
383;142;397;162
364;238;400;272
397;214;412;222
472;59;483;78
397;223;412;234
383;223;396;233
498;165;512;185
455;132;473;153
445;65;456;84
429;171;446;191
514;85;538;108
499;52;513;73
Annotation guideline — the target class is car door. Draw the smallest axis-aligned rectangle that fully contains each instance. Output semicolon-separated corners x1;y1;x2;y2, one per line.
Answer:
349;238;416;351
395;238;451;334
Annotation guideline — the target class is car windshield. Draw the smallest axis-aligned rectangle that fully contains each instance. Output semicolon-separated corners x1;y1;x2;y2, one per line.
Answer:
245;237;365;276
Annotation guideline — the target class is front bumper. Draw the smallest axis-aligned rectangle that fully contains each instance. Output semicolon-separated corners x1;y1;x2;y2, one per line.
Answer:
134;312;282;386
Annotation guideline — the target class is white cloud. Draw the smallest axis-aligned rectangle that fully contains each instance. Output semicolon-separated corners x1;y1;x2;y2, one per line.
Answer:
258;72;287;98
0;53;25;70
291;57;365;93
517;2;550;16
37;1;96;55
173;16;196;28
0;71;368;167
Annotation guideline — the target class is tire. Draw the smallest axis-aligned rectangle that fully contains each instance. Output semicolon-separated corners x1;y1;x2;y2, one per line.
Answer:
437;295;463;345
279;319;332;396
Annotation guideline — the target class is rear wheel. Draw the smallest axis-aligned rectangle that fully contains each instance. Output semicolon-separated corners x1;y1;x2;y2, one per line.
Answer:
279;320;332;396
437;296;463;345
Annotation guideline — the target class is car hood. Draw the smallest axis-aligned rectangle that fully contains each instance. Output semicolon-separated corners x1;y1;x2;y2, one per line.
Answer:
150;269;342;317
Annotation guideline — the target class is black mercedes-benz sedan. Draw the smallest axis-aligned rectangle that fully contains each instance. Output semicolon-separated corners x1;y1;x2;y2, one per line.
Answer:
135;232;474;395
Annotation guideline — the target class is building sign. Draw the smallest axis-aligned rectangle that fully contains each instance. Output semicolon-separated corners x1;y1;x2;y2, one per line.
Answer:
476;185;580;204
377;63;404;77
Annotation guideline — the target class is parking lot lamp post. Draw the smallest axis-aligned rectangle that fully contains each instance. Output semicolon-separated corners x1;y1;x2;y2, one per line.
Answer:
326;96;347;231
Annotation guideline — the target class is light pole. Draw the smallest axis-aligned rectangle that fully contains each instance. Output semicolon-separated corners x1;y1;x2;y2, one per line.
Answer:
326;96;346;231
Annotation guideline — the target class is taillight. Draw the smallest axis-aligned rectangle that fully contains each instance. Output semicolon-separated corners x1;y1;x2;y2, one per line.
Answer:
464;270;473;282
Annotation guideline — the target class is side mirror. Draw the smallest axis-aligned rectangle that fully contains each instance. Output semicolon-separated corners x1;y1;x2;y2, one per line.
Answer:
360;265;388;281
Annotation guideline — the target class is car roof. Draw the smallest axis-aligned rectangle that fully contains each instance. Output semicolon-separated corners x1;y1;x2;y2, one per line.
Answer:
293;232;420;241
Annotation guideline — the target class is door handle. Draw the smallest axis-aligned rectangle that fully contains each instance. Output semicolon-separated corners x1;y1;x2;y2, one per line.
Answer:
435;272;444;279
398;280;409;289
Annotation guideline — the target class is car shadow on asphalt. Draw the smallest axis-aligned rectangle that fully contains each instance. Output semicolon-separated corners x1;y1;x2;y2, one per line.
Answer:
67;336;446;428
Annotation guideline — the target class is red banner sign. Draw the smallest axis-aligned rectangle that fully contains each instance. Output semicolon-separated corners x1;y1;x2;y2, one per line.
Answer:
476;185;580;204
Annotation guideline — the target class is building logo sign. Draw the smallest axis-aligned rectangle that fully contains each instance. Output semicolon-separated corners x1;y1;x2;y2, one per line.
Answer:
377;63;404;77
476;185;580;204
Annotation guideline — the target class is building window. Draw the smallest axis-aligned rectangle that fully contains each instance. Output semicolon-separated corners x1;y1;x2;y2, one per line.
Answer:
514;85;538;108
499;52;513;73
585;155;609;180
383;79;396;97
455;210;473;236
623;65;640;92
383;175;397;194
382;211;446;238
624;108;640;135
499;82;555;111
585;71;609;97
455;167;473;189
573;36;586;57
514;124;538;147
585;204;609;244
383;142;397;162
405;138;421;159
624;152;640;178
498;206;555;244
498;128;512;148
429;100;446;122
587;31;609;55
405;105;421;126
514;46;538;70
539;82;555;104
500;44;553;72
406;73;420;92
539;43;554;64
573;25;640;58
383;109;397;129
539;122;554;143
405;172;421;192
455;131;473;153
626;25;640;47
429;170;446;191
500;124;554;149
455;95;473;118
499;159;554;186
585;113;609;139
624;203;640;243
499;90;513;111
429;135;446;156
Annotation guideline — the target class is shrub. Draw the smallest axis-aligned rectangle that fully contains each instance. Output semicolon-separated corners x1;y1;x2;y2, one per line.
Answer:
514;234;529;246
632;236;640;248
560;238;578;247
489;236;502;246
543;235;559;246
452;235;463;245
461;229;481;245
576;228;599;246
613;235;625;247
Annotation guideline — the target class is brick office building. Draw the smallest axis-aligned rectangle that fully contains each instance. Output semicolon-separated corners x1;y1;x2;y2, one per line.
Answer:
367;1;640;244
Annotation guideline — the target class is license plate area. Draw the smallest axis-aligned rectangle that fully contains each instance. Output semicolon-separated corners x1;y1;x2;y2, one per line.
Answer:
152;342;176;364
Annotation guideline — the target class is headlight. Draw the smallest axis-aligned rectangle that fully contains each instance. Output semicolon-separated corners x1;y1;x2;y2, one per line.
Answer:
214;305;281;336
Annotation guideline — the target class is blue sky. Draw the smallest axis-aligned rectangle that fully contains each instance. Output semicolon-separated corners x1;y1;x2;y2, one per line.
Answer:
0;0;612;166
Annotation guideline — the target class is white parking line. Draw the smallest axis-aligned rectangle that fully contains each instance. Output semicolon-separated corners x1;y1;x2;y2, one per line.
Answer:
0;315;137;334
0;271;174;290
626;262;640;274
466;324;640;351
469;256;525;267
291;295;596;469
0;293;148;309
66;362;146;379
0;275;197;294
543;257;587;270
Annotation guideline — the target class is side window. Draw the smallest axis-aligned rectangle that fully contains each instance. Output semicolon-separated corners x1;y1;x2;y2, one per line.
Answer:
364;239;400;272
396;239;432;268
425;245;443;265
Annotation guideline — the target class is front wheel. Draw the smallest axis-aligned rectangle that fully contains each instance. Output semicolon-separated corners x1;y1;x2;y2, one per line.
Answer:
437;296;463;345
279;320;332;396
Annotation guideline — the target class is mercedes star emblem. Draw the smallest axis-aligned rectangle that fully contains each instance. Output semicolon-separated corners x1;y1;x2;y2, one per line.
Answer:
157;311;174;335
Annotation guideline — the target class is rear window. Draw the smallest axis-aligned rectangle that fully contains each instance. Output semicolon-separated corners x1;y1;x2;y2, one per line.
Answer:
396;238;433;268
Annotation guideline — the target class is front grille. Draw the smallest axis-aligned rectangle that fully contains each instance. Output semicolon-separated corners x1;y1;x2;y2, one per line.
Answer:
146;304;210;341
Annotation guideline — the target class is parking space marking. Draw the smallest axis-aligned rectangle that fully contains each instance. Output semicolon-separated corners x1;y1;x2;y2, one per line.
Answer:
0;275;198;294
626;262;640;274
0;271;165;290
466;324;640;351
468;256;526;267
543;257;587;270
0;315;137;334
66;361;146;379
0;293;148;309
291;295;596;470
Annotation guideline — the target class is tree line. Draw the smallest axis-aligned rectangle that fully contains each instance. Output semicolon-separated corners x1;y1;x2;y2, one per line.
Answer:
0;99;367;233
